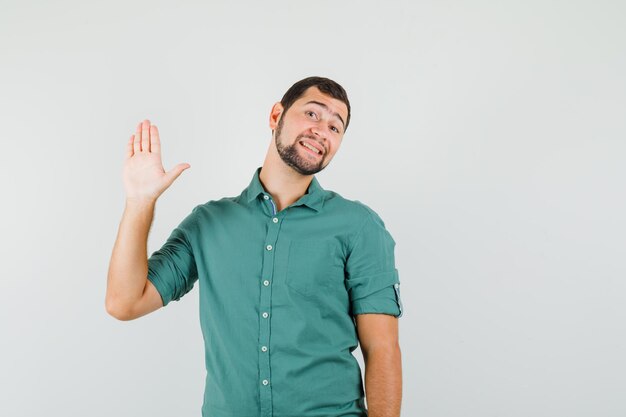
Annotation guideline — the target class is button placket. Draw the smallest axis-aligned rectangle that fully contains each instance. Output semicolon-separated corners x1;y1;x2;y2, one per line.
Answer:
257;194;284;417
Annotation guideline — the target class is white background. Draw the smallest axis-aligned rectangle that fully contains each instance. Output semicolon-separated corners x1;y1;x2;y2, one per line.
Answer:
1;1;624;416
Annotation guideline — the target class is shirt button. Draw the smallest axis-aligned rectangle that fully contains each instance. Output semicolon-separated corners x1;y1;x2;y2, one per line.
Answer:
261;346;268;352
262;312;269;318
263;195;269;200
263;280;270;286
262;379;269;386
272;217;278;223
266;244;273;251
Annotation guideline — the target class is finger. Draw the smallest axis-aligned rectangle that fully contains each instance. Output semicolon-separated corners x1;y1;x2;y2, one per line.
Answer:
141;119;150;152
126;135;134;158
164;163;191;187
133;122;142;154
150;125;161;154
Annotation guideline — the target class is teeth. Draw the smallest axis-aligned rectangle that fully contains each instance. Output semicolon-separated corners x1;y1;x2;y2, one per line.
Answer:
301;141;321;154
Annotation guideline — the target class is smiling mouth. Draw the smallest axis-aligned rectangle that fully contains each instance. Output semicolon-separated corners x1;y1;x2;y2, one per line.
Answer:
299;140;323;157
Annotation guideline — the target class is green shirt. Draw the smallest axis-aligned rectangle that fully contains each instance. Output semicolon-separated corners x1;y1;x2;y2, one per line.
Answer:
147;166;403;417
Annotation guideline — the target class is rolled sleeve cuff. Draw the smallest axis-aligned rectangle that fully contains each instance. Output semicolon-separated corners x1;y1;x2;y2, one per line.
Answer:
147;262;174;307
351;283;403;318
348;269;399;299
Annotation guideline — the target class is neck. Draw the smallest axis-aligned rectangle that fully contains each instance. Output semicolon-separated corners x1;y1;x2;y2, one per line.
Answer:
259;153;314;213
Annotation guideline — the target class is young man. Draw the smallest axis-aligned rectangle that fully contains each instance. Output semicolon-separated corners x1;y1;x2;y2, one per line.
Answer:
106;76;403;417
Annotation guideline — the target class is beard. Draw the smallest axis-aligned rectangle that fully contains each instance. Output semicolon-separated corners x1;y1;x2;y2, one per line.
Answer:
274;115;326;176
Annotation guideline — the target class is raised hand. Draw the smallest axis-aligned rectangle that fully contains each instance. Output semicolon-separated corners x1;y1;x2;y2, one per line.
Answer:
123;119;190;203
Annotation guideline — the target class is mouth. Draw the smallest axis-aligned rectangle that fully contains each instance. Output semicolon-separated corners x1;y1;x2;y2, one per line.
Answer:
299;140;324;158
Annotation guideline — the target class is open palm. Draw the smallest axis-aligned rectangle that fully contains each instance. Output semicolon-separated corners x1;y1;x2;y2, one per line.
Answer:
123;119;190;202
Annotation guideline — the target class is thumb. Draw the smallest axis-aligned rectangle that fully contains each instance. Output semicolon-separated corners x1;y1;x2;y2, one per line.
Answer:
164;163;191;186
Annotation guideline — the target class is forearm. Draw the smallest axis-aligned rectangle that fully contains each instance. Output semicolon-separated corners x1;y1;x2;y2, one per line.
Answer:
363;344;402;417
106;198;156;315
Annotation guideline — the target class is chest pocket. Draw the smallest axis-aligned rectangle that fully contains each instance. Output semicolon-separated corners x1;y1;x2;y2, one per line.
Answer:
286;239;344;298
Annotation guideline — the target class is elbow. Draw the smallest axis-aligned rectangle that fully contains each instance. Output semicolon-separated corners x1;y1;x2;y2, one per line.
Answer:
105;297;134;321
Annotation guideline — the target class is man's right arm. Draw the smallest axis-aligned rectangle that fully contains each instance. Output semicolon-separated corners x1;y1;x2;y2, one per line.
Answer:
105;119;190;321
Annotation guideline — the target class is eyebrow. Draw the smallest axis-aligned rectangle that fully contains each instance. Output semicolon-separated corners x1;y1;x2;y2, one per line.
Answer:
304;100;345;131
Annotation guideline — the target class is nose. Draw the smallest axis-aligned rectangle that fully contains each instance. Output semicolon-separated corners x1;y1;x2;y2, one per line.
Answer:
310;126;328;144
311;124;329;139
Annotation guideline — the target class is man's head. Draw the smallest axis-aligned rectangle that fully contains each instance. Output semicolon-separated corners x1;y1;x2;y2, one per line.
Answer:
269;76;351;176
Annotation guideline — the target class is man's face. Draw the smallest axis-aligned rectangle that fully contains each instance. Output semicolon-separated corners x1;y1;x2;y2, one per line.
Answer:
271;86;348;176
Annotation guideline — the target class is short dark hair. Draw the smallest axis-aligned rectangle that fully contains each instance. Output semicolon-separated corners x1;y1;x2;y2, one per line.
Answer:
280;76;351;132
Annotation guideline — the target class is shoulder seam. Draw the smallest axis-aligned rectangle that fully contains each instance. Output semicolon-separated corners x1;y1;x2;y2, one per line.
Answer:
347;205;375;254
177;204;202;246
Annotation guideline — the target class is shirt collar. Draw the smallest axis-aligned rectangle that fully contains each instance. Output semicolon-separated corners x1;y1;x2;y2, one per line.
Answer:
243;166;325;212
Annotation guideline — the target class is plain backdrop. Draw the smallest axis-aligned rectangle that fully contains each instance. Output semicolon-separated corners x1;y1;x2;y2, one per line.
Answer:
1;1;625;416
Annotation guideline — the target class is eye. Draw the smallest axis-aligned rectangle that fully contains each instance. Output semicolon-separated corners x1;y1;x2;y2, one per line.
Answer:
305;111;317;119
331;126;339;133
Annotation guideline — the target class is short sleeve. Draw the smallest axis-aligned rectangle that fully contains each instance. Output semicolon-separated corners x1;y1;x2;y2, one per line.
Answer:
147;208;199;307
345;208;403;318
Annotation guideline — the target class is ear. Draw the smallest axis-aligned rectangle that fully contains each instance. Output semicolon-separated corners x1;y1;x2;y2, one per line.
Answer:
269;102;284;131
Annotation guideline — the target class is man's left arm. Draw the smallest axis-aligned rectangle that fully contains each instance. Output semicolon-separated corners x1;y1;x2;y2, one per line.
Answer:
356;313;402;417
